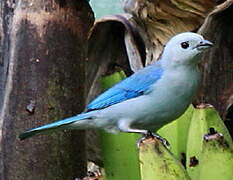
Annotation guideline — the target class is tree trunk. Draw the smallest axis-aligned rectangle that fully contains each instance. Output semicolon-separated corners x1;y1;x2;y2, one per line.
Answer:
197;0;233;135
0;0;93;180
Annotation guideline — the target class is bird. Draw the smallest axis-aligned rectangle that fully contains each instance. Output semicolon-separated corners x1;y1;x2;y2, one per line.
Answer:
19;32;213;142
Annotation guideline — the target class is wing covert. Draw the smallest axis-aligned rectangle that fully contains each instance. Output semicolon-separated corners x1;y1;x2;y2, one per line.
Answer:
87;64;163;111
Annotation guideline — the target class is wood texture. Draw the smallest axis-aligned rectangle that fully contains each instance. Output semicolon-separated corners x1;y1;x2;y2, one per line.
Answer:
198;0;233;135
0;0;94;179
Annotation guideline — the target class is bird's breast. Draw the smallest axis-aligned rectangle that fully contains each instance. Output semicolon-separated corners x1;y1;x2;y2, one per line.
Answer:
133;67;200;130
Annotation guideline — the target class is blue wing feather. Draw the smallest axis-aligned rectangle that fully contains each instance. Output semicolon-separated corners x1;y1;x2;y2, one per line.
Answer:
87;63;163;111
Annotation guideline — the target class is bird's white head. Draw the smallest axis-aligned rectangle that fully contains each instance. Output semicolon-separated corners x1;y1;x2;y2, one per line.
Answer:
161;32;213;68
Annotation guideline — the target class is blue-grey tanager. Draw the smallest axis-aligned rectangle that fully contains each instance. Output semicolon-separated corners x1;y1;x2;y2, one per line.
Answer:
19;32;213;140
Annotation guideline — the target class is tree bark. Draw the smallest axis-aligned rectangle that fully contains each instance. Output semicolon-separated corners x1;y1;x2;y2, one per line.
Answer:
0;0;94;180
198;0;233;135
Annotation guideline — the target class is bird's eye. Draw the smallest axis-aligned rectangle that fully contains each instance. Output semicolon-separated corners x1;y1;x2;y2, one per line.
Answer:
181;42;189;49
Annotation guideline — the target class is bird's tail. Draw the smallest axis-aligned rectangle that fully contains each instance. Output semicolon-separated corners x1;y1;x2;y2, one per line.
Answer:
19;112;93;140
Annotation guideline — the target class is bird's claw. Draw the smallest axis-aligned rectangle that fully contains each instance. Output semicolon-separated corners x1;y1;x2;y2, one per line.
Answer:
137;131;170;148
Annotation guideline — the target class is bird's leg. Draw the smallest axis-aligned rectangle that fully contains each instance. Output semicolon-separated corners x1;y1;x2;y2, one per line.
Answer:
139;131;170;148
118;119;148;134
118;120;169;148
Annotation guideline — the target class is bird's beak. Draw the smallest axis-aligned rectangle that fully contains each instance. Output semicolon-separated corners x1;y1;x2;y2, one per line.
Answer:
194;40;213;50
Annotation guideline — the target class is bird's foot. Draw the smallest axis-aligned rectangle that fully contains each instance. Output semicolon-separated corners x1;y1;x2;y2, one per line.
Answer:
137;131;170;148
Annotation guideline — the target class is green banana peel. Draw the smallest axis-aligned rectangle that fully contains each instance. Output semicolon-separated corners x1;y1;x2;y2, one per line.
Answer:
186;104;233;180
100;132;141;180
157;105;194;161
198;134;233;180
139;138;191;180
100;71;126;90
100;71;141;180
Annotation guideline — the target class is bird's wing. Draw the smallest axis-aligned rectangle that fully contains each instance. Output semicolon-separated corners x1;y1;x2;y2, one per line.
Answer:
87;64;163;111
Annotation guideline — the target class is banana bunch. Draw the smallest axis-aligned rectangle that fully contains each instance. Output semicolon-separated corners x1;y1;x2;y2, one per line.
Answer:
157;104;233;180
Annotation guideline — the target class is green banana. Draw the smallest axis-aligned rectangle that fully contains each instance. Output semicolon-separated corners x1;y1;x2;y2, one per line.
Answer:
157;105;194;162
139;138;191;180
100;132;140;180
198;133;233;180
186;104;233;180
100;71;126;90
100;71;141;180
